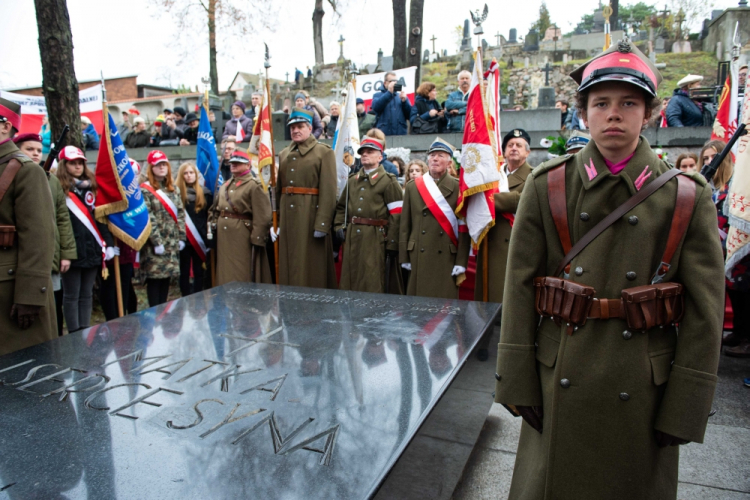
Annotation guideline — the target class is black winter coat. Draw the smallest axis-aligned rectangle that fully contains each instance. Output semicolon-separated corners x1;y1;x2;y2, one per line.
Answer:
184;187;213;242
67;186;114;269
666;89;704;127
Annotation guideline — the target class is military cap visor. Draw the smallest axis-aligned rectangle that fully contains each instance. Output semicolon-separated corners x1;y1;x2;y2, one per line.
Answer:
287;107;313;126
0;97;22;131
229;151;250;164
570;41;661;97
428;137;456;155
357;137;385;154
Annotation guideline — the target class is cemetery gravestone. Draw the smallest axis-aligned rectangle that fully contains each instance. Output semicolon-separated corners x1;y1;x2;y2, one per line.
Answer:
0;282;499;500
460;20;472;51
523;29;539;51
655;37;666;54
509;28;518;44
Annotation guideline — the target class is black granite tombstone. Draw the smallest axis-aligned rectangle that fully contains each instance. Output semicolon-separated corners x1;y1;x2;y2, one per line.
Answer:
523;29;539;52
0;283;499;499
509;28;518;44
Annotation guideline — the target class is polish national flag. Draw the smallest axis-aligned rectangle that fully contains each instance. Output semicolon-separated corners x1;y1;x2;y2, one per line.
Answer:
455;52;507;249
712;59;739;154
249;82;274;192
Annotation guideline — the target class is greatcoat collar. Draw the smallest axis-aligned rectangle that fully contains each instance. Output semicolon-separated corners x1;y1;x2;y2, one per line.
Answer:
508;162;532;190
359;164;386;186
291;135;319;156
578;136;662;196
434;170;455;196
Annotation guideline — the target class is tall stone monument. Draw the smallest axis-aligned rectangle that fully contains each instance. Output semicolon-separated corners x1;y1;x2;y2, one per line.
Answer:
523;29;540;51
509;28;518;44
460;20;472;51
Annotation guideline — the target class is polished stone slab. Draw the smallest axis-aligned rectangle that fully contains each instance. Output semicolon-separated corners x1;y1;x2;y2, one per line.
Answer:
0;282;499;500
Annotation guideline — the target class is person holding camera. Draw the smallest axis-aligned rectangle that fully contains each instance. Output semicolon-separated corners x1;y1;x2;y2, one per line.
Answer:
371;72;412;136
410;82;446;134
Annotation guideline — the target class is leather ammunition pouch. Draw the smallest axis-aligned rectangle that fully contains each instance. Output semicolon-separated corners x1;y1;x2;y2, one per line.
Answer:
534;276;595;334
0;225;16;248
621;282;684;331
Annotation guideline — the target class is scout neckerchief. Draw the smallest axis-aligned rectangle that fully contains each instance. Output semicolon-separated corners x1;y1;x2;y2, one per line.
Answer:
414;175;461;246
66;190;106;261
141;182;206;261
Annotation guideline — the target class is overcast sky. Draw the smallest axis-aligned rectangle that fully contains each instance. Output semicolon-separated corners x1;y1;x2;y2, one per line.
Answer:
0;0;736;92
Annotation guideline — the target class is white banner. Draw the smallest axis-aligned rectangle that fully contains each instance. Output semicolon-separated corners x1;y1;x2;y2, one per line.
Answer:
356;67;417;109
333;82;360;198
0;84;103;135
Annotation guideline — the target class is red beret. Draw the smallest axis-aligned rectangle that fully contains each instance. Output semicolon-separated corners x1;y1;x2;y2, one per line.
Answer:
12;133;42;145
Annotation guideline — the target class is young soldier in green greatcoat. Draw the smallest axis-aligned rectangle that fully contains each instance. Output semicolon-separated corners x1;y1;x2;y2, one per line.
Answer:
400;137;469;299
495;41;725;499
333;137;403;293
274;108;338;289
0;97;57;356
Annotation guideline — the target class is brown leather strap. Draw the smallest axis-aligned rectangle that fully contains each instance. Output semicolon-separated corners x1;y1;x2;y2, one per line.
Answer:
0;159;23;204
350;217;388;227
554;169;684;277
281;187;319;195
548;164;572;275
651;174;696;283
588;298;626;320
219;210;250;220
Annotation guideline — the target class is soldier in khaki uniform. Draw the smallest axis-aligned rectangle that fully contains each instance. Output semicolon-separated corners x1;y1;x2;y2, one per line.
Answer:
473;129;533;361
273;108;337;289
0;97;57;356
334;137;403;293
209;150;272;285
400;137;469;299
495;42;724;499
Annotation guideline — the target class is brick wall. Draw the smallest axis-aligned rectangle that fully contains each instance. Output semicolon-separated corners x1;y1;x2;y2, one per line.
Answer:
10;76;138;101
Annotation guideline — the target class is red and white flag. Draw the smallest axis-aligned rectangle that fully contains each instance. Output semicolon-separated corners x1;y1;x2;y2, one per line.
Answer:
455;53;507;249
235;121;247;143
249;82;274;192
712;60;739;152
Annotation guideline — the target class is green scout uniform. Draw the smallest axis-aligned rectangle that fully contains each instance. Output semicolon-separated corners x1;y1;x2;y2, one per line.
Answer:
496;138;724;499
209;171;273;285
140;182;185;280
334;164;403;293
0;140;57;356
276;134;338;289
48;173;77;273
474;161;533;302
400;171;469;299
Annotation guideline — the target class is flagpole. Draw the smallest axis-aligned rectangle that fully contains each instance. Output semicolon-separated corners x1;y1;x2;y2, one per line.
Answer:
101;71;124;317
202;85;218;288
264;44;280;284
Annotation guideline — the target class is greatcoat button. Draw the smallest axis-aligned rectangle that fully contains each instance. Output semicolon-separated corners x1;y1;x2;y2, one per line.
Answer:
495;373;501;381
580;213;590;221
622;330;632;340
560;378;571;388
357;208;362;212
290;205;294;208
41;287;47;293
439;231;444;236
356;229;360;233
291;169;294;172
359;197;364;201
420;248;425;252
422;230;426;234
626;271;637;280
7;269;13;275
438;250;442;254
575;266;583;276
360;187;365;191
290;180;294;184
619;392;630;401
629;216;638;225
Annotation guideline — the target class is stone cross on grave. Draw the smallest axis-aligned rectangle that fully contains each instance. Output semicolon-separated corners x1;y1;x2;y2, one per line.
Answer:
431;34;437;53
338;34;346;63
658;5;671;31
674;10;685;39
543;62;552;86
496;31;501;46
285;72;289;83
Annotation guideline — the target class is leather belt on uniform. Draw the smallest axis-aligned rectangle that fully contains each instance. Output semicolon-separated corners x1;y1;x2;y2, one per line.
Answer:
281;187;319;195
220;210;251;220
587;298;626;320
350;217;388;227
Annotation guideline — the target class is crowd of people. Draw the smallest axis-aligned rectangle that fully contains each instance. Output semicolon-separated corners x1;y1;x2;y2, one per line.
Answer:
0;37;747;499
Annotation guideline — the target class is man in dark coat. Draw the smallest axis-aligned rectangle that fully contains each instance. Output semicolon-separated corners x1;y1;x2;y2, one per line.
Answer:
274;108;338;289
400;137;469;299
495;42;724;499
0;98;57;355
473;128;533;361
371;72;412;136
665;74;705;127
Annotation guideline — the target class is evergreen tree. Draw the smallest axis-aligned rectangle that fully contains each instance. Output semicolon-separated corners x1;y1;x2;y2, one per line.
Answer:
533;1;552;35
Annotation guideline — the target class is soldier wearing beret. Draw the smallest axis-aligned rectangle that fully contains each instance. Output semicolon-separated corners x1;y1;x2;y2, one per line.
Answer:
209;150;273;285
473;128;533;361
333;137;403;293
274;108;338;289
0;97;57;355
495;41;725;499
400;137;469;299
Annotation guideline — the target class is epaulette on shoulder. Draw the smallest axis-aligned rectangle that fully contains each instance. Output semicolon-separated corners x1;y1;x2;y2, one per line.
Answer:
680;170;707;187
316;141;332;149
531;154;571;178
386;171;398;180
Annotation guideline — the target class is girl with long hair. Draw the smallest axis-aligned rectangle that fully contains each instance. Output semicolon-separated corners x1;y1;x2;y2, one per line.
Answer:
56;146;115;332
176;162;213;296
140;150;186;307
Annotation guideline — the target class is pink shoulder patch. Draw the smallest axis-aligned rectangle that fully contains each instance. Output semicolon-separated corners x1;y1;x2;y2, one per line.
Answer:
584;158;597;181
634;166;652;191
